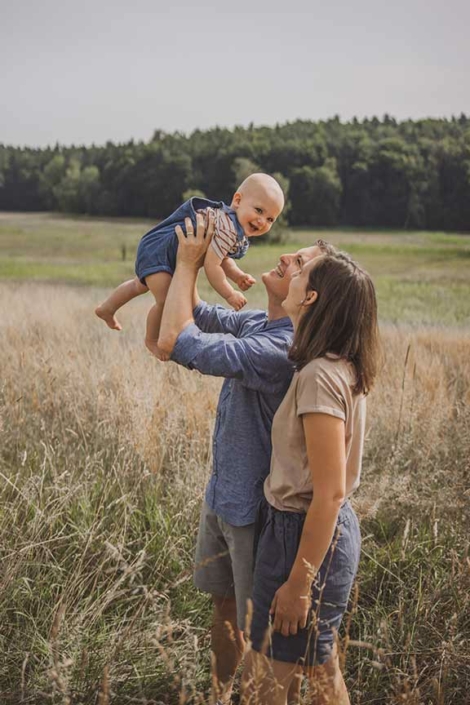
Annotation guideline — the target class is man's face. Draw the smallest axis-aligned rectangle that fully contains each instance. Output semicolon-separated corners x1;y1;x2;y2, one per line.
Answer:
262;245;323;302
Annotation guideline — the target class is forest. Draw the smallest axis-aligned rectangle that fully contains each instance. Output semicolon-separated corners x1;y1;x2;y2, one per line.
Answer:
1;115;469;232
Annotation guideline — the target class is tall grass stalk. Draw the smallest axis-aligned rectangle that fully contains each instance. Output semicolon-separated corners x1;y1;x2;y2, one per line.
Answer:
1;283;469;703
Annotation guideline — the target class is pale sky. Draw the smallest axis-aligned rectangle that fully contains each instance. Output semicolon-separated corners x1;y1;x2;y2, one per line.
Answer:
1;0;469;147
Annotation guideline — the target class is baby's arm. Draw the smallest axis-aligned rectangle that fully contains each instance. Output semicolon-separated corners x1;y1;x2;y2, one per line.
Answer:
204;247;247;310
221;258;257;291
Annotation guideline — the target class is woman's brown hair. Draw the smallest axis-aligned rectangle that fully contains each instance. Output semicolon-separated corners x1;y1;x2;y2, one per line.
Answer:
289;251;380;395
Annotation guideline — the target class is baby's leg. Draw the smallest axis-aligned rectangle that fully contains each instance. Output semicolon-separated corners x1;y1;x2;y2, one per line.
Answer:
96;276;148;330
144;272;172;356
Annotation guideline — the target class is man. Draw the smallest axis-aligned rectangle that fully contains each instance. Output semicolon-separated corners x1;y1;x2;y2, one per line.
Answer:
158;212;332;704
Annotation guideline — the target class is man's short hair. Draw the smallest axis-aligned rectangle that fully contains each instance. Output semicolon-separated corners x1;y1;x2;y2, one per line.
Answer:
315;239;337;257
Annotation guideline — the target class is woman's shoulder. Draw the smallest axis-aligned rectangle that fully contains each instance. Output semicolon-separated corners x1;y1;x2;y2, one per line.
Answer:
294;356;363;420
299;355;354;382
297;356;359;399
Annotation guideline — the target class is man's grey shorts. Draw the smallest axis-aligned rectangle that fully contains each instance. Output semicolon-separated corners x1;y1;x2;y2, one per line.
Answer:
194;501;255;631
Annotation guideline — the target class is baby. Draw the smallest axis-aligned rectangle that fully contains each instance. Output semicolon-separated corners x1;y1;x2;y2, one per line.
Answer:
95;173;284;355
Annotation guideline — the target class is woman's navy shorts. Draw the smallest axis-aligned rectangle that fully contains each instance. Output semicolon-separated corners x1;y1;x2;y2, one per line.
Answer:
249;499;361;666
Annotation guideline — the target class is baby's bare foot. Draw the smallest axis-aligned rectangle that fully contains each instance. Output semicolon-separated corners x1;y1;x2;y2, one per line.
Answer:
95;305;122;331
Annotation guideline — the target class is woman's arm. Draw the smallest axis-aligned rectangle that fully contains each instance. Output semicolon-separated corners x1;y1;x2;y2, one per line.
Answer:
270;412;346;637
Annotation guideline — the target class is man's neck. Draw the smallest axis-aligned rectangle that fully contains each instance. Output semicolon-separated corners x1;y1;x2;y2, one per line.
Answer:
267;297;289;323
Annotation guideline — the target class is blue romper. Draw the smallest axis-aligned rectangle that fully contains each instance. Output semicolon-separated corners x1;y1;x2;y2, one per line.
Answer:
135;197;249;285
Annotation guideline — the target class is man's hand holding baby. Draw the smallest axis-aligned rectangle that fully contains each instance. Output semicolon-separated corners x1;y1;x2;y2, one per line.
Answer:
175;211;255;311
174;212;214;268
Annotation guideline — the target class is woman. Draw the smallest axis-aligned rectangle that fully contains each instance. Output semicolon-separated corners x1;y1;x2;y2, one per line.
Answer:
242;250;380;705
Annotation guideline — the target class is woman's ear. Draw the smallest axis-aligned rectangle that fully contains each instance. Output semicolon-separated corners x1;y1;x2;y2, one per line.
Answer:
303;290;318;307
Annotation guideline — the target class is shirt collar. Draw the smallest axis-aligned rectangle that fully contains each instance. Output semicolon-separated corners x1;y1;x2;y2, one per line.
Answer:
265;315;293;330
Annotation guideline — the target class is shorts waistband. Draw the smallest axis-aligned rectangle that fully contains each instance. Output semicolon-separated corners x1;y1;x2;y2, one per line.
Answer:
262;497;352;521
254;498;353;559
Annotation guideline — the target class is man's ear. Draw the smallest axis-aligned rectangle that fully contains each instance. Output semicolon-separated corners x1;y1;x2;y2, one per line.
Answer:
303;290;318;307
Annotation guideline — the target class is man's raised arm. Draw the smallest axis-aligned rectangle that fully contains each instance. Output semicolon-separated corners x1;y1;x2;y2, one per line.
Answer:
157;212;213;358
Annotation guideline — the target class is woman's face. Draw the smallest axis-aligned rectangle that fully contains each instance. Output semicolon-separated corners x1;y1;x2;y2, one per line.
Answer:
282;256;320;324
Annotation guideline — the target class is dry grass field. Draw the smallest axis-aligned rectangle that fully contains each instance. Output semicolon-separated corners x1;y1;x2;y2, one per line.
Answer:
1;213;469;703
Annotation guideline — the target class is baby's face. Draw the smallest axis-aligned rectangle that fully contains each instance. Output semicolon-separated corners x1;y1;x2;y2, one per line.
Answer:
232;188;284;238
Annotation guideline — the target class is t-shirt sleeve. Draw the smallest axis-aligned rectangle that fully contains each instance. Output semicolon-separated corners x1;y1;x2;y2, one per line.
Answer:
194;301;267;337
210;209;239;260
296;361;346;420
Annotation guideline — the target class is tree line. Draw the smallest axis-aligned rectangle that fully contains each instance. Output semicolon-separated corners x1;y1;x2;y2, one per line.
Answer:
1;115;469;234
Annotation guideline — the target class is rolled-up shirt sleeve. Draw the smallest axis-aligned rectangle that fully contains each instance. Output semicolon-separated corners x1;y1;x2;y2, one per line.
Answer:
171;322;292;394
194;301;259;337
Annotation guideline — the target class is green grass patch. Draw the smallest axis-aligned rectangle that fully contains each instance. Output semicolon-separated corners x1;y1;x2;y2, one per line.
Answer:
1;212;469;326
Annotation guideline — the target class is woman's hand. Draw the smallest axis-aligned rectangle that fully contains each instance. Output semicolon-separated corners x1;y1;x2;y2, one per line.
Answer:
175;211;214;268
270;577;311;637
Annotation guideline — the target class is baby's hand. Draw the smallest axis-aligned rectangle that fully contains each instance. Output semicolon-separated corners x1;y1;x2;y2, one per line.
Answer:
236;273;257;291
227;291;247;311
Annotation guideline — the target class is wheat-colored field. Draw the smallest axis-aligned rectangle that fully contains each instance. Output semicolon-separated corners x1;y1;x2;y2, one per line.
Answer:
1;212;470;702
1;278;469;704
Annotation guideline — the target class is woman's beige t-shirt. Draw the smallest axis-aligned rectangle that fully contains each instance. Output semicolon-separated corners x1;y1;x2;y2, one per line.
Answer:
264;356;366;513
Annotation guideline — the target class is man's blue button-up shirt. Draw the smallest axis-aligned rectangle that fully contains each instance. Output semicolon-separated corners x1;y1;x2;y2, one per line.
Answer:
171;301;294;526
